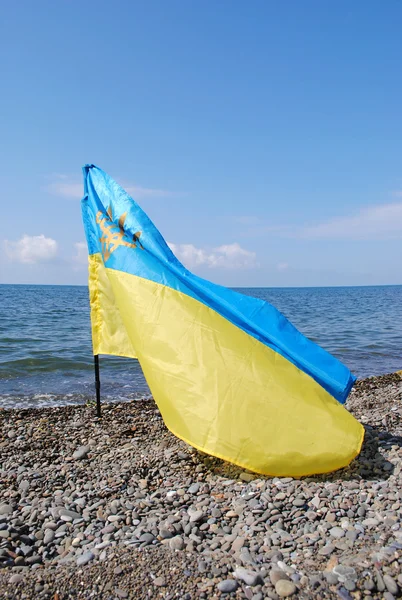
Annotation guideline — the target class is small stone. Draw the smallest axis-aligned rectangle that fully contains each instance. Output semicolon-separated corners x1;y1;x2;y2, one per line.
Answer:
383;575;398;595
0;503;12;515
234;567;262;586
159;528;174;539
330;527;345;539
270;569;290;585
101;524;115;534
240;472;255;482
362;518;379;527
76;551;95;566
59;509;82;521
188;483;200;494
324;573;339;585
333;565;357;583
18;480;30;492
344;580;356;592
198;561;207;573
189;510;204;523
375;569;386;592
72;445;90;460
25;555;42;565
153;577;166;587
169;536;184;551
115;590;128;599
43;529;55;545
275;580;297;597
139;533;154;545
107;515;122;522
319;544;335;556
277;561;295;575
337;588;353;600
9;574;24;584
217;580;238;593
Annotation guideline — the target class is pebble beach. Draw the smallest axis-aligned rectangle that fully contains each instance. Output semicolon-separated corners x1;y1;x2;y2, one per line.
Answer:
1;372;402;599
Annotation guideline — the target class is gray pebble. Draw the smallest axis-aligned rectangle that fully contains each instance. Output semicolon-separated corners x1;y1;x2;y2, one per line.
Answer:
169;535;184;551
336;588;353;600
383;575;398;595
324;573;339;585
189;510;204;523
330;527;345;539
9;574;24;584
270;569;290;585
217;579;238;593
275;580;297;597
319;544;335;555
43;529;55;545
76;551;95;566
72;445;90;460
343;580;356;592
0;503;12;515
234;567;262;586
188;483;200;494
333;565;357;582
139;533;155;544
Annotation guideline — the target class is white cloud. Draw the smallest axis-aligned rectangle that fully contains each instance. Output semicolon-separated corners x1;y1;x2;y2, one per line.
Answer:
4;235;58;264
243;201;402;241
168;242;257;270
277;262;289;271
125;185;173;199
73;242;88;266
301;202;402;240
45;175;173;200
46;181;82;199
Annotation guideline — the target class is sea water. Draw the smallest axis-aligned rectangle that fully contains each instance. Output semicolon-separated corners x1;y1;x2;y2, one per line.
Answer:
1;284;401;408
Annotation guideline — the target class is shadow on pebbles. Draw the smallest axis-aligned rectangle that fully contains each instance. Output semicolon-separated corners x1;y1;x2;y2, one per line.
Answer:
1;372;402;599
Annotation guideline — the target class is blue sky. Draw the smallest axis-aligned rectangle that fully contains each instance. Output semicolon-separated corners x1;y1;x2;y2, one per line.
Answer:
1;0;401;287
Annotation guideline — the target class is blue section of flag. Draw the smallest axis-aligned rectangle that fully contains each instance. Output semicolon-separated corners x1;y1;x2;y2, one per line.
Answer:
82;164;356;403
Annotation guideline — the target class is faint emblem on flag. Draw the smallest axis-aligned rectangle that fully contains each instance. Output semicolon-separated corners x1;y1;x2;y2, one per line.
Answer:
96;205;143;260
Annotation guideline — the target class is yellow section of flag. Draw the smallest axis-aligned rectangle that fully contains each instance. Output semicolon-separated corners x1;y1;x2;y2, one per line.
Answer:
89;253;364;477
89;253;136;359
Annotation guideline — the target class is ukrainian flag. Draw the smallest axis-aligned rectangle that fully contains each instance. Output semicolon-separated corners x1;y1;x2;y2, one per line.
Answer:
81;164;364;477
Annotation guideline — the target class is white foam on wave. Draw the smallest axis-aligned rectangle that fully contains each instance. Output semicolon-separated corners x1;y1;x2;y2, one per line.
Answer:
0;392;153;410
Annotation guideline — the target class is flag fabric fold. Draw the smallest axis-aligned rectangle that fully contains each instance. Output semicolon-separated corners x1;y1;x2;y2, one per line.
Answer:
81;164;364;477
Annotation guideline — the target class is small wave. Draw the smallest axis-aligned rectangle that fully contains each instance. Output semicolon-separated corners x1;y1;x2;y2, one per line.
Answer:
0;391;153;410
0;357;93;378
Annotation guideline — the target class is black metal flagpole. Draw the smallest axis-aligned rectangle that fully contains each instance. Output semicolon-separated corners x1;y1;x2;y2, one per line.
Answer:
94;354;101;418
